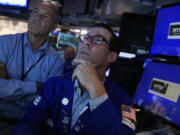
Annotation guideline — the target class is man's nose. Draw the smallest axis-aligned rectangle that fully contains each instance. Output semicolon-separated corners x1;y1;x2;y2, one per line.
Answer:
83;38;92;48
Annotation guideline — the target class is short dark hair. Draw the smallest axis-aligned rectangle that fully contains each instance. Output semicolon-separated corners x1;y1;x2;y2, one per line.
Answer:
92;23;120;54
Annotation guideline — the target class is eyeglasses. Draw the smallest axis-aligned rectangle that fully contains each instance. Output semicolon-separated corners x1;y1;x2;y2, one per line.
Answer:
79;34;112;48
40;0;62;9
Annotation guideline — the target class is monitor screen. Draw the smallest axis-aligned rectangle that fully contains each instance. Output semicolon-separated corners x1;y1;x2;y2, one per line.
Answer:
0;0;28;7
134;61;180;127
119;13;155;56
150;5;180;57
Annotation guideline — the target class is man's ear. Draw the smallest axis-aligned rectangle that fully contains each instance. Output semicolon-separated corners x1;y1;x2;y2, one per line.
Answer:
108;52;118;63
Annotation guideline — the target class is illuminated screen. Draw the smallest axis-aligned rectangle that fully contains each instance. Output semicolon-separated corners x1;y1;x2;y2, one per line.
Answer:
0;0;28;7
134;61;180;126
150;5;180;57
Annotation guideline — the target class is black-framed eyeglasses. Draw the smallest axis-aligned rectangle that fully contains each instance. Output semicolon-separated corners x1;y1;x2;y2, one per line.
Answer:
79;34;112;49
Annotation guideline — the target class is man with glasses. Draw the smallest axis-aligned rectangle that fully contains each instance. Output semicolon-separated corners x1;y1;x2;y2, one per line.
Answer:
14;24;136;135
0;0;64;135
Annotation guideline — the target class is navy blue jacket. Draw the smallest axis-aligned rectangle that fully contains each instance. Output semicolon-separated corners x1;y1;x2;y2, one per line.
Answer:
13;73;136;135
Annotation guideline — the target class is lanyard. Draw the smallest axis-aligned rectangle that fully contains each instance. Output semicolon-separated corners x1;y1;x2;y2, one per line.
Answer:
20;34;45;80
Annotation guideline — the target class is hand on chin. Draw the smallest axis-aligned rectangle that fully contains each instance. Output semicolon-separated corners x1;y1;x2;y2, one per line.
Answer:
72;58;89;66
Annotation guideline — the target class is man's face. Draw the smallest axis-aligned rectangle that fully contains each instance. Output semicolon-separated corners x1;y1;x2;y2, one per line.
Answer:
75;27;112;67
28;3;57;36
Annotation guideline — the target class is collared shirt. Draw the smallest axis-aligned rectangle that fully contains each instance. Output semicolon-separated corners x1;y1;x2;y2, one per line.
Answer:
0;32;64;118
57;50;65;64
71;79;108;128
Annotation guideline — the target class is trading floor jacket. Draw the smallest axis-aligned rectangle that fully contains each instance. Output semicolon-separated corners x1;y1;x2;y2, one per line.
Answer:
14;73;136;135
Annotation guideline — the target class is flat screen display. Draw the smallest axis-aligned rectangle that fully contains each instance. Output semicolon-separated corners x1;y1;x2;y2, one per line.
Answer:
134;61;180;127
0;0;28;7
150;5;180;57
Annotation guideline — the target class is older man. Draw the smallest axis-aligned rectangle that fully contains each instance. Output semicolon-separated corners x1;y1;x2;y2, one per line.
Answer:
0;0;64;134
14;24;136;135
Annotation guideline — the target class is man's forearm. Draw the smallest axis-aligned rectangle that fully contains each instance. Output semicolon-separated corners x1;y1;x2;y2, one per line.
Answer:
0;78;36;99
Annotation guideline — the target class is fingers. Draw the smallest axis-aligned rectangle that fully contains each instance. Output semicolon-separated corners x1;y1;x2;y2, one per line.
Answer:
72;64;85;81
72;58;97;67
72;63;89;81
72;58;91;65
72;59;97;81
72;69;77;81
72;58;84;66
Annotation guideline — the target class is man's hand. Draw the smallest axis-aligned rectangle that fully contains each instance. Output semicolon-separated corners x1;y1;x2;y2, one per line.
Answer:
0;62;9;79
72;59;106;99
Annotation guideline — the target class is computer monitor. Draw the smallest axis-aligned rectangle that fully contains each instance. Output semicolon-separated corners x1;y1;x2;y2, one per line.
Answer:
134;60;180;127
118;13;155;56
150;4;180;59
0;0;29;14
0;0;28;7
